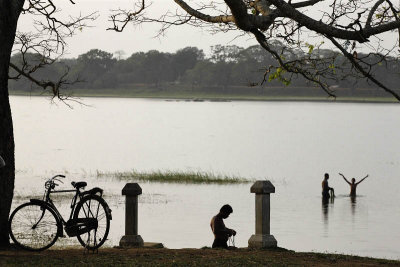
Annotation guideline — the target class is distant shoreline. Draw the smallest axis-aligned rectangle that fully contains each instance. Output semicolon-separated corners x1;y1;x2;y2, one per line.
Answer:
9;89;399;104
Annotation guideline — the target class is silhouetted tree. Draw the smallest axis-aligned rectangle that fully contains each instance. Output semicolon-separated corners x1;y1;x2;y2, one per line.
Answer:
171;47;204;81
109;0;400;100
0;0;96;247
73;49;116;88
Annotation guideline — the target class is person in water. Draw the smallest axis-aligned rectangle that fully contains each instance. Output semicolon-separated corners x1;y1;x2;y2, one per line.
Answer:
210;204;236;249
339;173;369;196
322;173;334;198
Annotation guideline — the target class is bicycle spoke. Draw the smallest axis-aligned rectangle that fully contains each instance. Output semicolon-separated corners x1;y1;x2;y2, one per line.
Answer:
75;196;110;250
9;203;59;251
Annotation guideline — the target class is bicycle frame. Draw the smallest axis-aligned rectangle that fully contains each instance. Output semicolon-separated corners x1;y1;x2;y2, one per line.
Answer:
44;187;81;225
30;183;96;238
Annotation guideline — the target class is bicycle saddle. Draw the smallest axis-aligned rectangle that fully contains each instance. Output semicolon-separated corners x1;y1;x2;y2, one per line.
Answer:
71;181;87;189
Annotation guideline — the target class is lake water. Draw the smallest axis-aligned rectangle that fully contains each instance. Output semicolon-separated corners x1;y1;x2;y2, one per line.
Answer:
9;96;400;260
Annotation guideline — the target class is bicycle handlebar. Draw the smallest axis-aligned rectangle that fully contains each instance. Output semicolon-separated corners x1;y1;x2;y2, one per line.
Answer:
45;174;66;190
51;175;65;179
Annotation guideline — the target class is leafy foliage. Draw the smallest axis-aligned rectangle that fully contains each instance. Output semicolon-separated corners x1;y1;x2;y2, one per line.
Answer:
9;44;400;98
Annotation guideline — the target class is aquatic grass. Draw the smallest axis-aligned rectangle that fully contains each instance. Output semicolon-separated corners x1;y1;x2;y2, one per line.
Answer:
95;170;252;184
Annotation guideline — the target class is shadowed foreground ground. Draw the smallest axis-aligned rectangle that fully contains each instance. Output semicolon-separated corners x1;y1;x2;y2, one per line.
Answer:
0;247;399;266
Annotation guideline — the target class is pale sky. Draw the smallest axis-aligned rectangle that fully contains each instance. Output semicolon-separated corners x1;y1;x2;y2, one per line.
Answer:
17;0;258;58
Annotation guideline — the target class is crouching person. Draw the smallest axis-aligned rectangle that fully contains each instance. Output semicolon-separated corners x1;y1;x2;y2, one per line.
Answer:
210;204;236;248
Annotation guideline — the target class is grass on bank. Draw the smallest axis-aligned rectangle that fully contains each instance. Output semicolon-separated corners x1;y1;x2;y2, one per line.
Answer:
96;170;252;184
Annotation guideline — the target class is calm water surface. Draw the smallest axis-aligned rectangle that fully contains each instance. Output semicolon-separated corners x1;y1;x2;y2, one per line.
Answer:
9;96;400;259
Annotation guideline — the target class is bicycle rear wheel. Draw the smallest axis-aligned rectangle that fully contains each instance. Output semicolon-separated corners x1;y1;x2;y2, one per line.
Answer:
74;195;110;250
9;202;59;251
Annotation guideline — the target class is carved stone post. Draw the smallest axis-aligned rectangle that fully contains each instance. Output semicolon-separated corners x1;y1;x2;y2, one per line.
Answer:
248;180;278;248
119;183;144;247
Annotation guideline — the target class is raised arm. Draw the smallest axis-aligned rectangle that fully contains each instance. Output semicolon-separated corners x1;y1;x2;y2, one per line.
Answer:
339;173;351;185
356;175;369;185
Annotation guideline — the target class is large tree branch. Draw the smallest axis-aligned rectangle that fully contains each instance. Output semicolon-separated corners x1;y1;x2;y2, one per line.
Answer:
267;0;400;42
366;0;385;28
174;0;400;42
291;0;325;9
174;0;280;31
108;0;400;101
173;0;235;24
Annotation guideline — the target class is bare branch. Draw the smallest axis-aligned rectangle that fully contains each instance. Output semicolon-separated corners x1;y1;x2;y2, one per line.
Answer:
107;0;147;32
251;29;337;97
11;0;98;103
107;0;400;100
327;35;400;100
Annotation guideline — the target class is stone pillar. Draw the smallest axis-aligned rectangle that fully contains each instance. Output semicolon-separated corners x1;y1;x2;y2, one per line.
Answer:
119;183;144;247
248;180;278;248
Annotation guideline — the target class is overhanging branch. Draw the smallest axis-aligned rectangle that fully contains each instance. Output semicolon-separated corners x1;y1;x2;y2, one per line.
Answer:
327;36;400;101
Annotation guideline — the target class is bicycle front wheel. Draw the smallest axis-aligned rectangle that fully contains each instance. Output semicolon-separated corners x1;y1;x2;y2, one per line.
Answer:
74;195;111;250
9;202;59;251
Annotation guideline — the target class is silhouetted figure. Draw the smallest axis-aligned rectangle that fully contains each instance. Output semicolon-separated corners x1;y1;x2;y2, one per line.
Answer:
339;173;368;197
322;173;334;199
210;204;236;249
0;155;5;168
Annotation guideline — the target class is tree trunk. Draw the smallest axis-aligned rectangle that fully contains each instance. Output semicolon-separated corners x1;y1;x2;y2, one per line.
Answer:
0;0;24;248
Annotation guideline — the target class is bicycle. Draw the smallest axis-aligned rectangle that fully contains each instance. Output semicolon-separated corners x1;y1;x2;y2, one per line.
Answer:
8;174;112;251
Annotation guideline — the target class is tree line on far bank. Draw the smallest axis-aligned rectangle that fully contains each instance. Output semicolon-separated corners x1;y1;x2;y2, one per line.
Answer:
9;42;400;98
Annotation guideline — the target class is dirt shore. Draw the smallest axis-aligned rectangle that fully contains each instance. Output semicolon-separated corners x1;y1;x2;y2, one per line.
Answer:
1;247;399;266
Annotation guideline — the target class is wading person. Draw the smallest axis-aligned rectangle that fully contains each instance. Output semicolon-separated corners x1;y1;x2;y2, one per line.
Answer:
339;173;369;197
210;204;236;249
322;173;334;199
